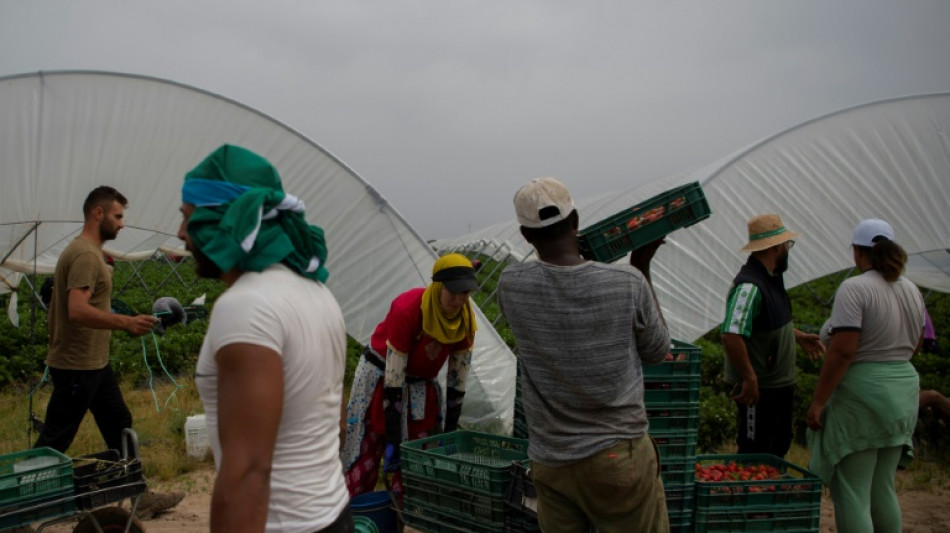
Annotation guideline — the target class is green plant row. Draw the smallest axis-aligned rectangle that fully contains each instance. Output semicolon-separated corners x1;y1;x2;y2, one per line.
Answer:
0;258;226;386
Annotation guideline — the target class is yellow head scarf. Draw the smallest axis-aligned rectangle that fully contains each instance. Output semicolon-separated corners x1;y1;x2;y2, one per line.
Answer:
421;254;478;345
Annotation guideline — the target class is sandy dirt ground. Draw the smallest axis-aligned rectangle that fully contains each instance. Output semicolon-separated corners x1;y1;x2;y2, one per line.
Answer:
33;465;949;532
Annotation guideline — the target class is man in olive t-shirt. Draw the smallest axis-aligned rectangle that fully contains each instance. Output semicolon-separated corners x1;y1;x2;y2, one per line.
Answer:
35;186;158;452
35;187;188;519
47;237;114;370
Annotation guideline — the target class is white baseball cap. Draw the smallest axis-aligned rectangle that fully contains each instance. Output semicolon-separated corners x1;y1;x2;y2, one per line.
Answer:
513;177;576;228
852;218;894;247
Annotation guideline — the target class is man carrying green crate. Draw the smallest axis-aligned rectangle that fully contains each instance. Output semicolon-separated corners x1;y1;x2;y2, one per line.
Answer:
720;214;825;458
498;177;671;533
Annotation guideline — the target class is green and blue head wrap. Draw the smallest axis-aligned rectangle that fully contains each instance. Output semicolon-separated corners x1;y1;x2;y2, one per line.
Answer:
181;144;330;282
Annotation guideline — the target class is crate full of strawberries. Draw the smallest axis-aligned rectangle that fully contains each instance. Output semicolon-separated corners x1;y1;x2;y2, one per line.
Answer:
694;454;821;509
578;181;711;263
694;454;822;532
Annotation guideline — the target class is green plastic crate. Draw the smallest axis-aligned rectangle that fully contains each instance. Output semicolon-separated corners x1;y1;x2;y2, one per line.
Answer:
512;420;529;440
404;471;510;525
513;368;529;440
660;459;696;486
401;431;529;496
403;497;541;533
0;488;75;530
668;508;694;533
504;460;536;519
644;377;701;406
653;430;698;462
663;483;696;513
0;448;73;503
402;498;501;533
647;403;700;431
512;418;530;440
694;505;820;533
694;454;821;509
643;339;703;379
504;512;541;533
72;449;145;510
578;181;711;263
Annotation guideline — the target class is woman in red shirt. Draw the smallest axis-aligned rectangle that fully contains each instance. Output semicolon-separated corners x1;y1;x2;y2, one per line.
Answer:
341;253;478;498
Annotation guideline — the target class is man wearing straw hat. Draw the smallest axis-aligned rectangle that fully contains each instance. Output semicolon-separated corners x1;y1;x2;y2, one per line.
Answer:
178;145;352;533
721;214;825;458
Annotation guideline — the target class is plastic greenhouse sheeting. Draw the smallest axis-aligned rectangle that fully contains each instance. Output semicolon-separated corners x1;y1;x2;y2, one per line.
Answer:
434;93;950;342
0;71;515;434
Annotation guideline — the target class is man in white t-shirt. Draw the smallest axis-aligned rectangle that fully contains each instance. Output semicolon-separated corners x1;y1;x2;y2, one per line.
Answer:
178;145;352;533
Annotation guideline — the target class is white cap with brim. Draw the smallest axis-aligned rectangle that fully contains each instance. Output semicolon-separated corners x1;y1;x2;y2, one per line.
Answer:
852;218;895;247
514;177;576;228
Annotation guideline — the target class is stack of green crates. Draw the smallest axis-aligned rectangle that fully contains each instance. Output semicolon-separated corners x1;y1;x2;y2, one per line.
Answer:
693;454;822;532
644;339;702;533
512;363;528;440
0;448;75;530
400;431;538;532
509;340;700;530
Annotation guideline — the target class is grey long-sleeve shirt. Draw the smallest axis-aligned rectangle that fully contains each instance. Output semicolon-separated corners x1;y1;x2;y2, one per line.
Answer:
498;260;669;466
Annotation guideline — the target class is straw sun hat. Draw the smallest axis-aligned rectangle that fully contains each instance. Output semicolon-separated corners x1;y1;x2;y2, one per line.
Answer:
739;214;800;252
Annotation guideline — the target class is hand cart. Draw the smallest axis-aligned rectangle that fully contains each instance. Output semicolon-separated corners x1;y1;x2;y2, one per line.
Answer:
0;429;148;533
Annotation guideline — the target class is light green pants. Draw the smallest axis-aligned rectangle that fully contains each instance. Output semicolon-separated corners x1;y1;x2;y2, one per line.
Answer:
531;435;669;533
831;445;903;533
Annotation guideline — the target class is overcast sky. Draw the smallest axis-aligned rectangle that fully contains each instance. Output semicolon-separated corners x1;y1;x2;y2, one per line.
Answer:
2;1;949;239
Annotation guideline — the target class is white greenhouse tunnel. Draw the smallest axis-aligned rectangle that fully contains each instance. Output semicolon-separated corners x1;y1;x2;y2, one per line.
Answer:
434;92;950;343
2;72;948;437
0;71;515;433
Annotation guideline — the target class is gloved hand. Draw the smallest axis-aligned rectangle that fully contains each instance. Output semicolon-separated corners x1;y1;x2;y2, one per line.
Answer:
444;387;465;433
383;443;401;472
383;387;403;471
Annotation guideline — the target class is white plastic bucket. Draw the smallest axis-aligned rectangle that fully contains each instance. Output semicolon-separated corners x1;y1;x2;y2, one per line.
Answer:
185;414;210;460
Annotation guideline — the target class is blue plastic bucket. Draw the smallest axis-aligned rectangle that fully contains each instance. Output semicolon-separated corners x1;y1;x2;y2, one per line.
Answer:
350;491;396;533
